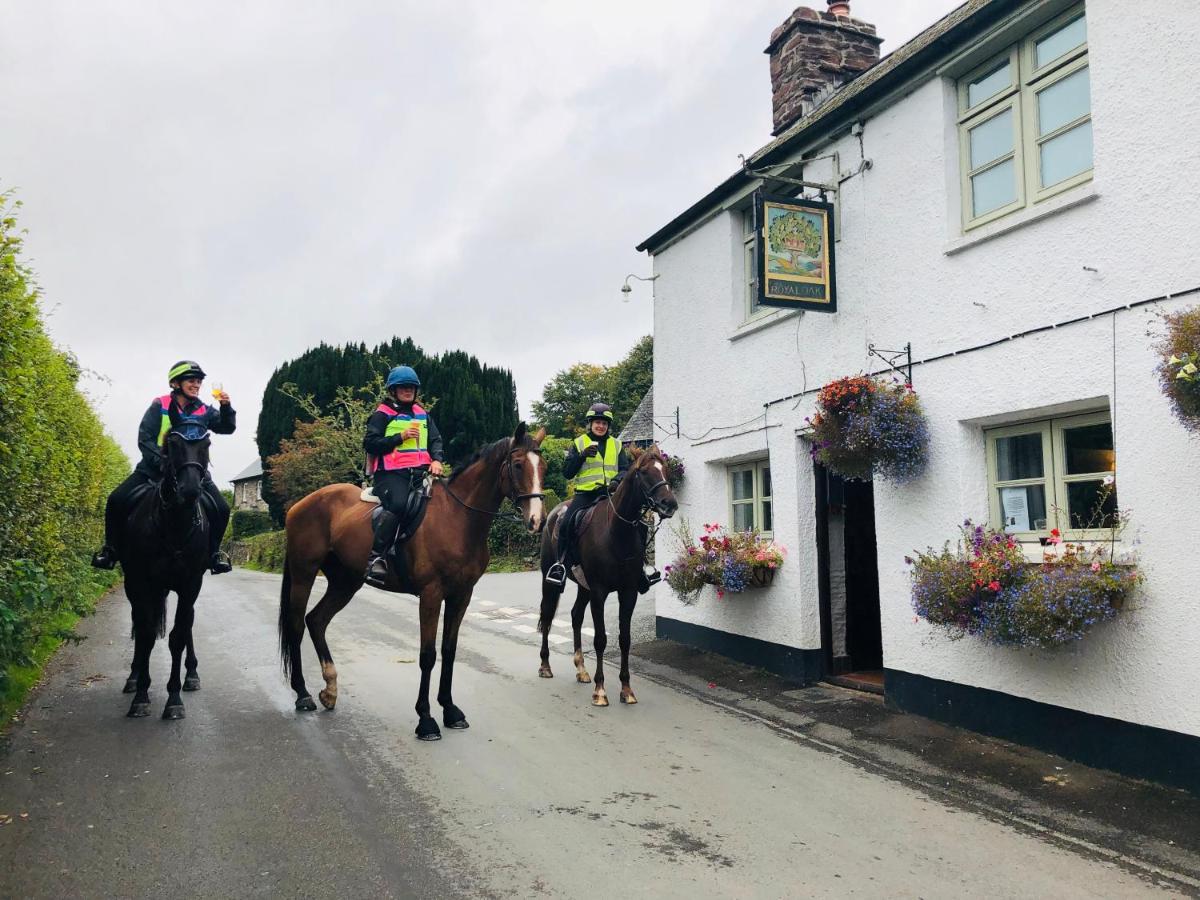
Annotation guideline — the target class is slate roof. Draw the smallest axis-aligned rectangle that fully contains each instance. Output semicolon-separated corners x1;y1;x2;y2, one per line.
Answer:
618;387;655;444
230;458;264;483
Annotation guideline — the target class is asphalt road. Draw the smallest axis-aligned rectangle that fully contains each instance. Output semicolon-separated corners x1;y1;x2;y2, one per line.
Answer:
0;569;1188;898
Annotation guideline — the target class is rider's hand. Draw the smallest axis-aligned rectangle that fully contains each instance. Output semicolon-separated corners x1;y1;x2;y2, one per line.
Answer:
403;425;421;441
215;390;231;406
582;445;598;458
430;461;444;477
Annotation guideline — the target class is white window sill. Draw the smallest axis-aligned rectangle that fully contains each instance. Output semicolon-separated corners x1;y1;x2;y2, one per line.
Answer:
729;308;803;342
1017;540;1134;565
945;183;1099;256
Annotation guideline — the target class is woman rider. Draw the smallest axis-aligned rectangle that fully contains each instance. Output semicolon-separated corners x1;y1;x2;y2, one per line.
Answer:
545;402;629;587
362;365;445;587
91;360;236;574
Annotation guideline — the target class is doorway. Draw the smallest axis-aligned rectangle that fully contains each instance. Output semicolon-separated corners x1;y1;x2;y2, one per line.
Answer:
814;463;883;693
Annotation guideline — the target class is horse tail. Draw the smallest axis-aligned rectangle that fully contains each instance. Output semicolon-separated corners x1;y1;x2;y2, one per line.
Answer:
278;556;296;677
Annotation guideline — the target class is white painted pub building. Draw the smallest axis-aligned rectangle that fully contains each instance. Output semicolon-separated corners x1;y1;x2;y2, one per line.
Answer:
639;0;1200;790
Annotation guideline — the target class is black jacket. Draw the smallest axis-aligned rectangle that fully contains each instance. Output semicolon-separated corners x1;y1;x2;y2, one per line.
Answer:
562;434;629;494
135;392;236;477
363;398;445;463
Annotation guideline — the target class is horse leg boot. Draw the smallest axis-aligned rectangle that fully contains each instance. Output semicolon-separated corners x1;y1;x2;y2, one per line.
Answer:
590;596;609;707
364;510;399;589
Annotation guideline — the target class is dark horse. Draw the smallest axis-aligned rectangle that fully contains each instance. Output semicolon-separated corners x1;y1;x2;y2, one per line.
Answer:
537;446;677;705
278;423;547;740
120;415;212;719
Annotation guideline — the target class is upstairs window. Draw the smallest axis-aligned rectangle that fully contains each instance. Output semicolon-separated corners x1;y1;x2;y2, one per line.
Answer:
958;5;1091;229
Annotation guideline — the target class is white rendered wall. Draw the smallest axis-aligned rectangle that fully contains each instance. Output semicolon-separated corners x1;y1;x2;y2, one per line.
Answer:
650;0;1200;737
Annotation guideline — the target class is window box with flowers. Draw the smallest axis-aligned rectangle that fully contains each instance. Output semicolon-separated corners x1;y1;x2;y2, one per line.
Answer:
807;375;930;483
664;522;785;605
907;515;1140;650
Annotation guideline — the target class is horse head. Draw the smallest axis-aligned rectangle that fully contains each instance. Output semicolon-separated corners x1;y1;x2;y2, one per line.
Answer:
503;422;548;534
163;405;211;505
627;445;678;518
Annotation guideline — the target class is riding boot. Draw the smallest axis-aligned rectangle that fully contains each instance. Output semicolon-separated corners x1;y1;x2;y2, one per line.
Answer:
209;551;233;575
365;510;399;589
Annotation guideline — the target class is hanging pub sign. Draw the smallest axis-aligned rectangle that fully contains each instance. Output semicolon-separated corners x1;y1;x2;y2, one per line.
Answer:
756;191;836;313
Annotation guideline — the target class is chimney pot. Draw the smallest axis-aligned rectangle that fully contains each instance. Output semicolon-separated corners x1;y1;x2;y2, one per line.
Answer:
827;0;851;16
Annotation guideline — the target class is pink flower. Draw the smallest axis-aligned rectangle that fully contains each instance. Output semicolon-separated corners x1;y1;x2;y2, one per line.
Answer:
1090;561;1101;572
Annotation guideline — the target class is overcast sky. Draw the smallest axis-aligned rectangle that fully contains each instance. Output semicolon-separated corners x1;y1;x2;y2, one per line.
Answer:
0;0;962;486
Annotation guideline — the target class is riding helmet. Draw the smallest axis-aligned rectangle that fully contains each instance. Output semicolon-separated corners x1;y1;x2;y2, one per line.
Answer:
386;365;421;390
168;360;206;384
585;402;614;422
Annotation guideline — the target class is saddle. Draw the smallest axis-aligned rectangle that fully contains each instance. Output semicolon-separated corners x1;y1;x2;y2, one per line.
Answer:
366;478;433;555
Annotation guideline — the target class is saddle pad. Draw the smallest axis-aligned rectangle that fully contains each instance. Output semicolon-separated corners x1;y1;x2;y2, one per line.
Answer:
360;486;381;504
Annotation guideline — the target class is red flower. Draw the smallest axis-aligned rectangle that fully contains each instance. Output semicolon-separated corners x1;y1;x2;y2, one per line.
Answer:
988;580;1001;592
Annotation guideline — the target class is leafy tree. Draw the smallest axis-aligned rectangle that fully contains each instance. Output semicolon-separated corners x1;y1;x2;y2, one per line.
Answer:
606;334;653;431
531;363;609;437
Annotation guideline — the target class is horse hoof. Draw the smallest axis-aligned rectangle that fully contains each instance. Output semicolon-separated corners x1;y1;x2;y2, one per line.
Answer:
538;666;554;678
182;675;200;692
620;692;638;705
127;702;151;718
592;693;610;707
295;696;318;712
415;717;442;741
443;706;469;729
162;704;186;721
122;678;138;694
444;717;469;730
576;672;592;684
318;689;337;711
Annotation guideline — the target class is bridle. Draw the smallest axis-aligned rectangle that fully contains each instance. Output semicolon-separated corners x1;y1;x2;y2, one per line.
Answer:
441;440;545;523
605;458;673;526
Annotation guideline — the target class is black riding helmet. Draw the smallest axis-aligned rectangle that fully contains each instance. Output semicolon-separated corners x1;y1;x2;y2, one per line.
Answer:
585;402;613;423
168;360;206;385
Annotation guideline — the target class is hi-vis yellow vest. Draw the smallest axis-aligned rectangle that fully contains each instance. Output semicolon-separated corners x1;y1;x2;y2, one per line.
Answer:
374;402;431;471
572;434;619;491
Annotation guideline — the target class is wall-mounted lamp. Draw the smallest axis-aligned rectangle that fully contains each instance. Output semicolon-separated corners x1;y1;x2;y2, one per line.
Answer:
620;273;660;302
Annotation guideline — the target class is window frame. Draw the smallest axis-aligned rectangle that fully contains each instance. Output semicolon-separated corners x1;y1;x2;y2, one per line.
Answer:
727;459;772;536
985;410;1116;542
958;3;1091;231
741;207;765;322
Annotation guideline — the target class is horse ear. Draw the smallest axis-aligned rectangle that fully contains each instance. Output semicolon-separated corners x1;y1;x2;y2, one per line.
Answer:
513;421;527;444
629;446;643;461
533;426;546;445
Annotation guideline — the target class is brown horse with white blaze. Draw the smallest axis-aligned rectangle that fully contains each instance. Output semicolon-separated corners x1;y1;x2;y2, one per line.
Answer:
537;445;677;705
278;423;547;740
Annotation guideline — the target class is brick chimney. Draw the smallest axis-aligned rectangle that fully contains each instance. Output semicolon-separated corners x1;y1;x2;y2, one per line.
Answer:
766;2;883;136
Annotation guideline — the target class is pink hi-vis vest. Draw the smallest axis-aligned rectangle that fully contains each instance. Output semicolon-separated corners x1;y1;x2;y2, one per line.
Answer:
373;402;432;471
156;394;209;446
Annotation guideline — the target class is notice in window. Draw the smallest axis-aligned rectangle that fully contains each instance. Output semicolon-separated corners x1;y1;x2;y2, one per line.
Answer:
1000;487;1030;532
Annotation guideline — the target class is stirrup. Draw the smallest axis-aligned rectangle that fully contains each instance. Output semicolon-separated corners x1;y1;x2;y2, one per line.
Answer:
364;555;389;588
91;547;118;570
544;562;566;587
209;551;233;575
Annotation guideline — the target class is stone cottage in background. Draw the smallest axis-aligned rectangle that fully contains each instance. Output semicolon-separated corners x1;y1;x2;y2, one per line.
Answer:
230;458;267;512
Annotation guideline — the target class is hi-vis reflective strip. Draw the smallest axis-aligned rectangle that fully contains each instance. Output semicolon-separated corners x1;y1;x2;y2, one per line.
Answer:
169;362;201;380
572;434;619;490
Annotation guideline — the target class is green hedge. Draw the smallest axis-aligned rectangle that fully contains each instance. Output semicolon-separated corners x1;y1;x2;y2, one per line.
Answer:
229;509;275;540
487;490;561;564
231;530;287;573
0;194;127;696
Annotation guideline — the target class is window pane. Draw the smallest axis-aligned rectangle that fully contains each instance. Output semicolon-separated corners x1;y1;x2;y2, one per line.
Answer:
972;159;1017;216
731;470;754;502
1038;67;1090;135
1040;121;1093;187
1063;422;1115;474
995;432;1044;480
969;108;1014;168
967;59;1012;108
732;502;755;532
761;500;773;533
742;208;756;236
999;483;1048;532
760;466;772;499
1067;480;1118;529
1036;14;1087;68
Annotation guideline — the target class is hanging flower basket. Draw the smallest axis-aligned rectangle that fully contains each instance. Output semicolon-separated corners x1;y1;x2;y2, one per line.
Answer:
664;522;785;604
907;521;1141;650
663;453;686;490
1156;306;1200;433
807;375;929;482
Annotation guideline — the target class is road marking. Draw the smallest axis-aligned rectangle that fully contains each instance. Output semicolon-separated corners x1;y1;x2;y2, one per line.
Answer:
467;612;488;619
547;634;569;645
477;600;495;607
511;624;537;634
582;627;595;636
496;607;524;616
552;619;570;629
518;612;539;620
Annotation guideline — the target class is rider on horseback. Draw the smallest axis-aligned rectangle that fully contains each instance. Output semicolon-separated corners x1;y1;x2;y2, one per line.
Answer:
363;365;445;588
91;360;236;575
545;402;630;588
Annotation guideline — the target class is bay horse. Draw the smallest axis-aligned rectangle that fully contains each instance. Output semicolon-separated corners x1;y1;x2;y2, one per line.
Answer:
537;445;677;705
120;414;213;719
278;423;546;740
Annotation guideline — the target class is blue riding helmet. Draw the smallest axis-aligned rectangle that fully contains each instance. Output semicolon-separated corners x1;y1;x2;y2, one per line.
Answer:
386;365;421;389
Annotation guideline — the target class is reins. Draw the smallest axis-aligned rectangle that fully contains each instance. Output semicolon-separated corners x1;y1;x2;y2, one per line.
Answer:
438;441;544;524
